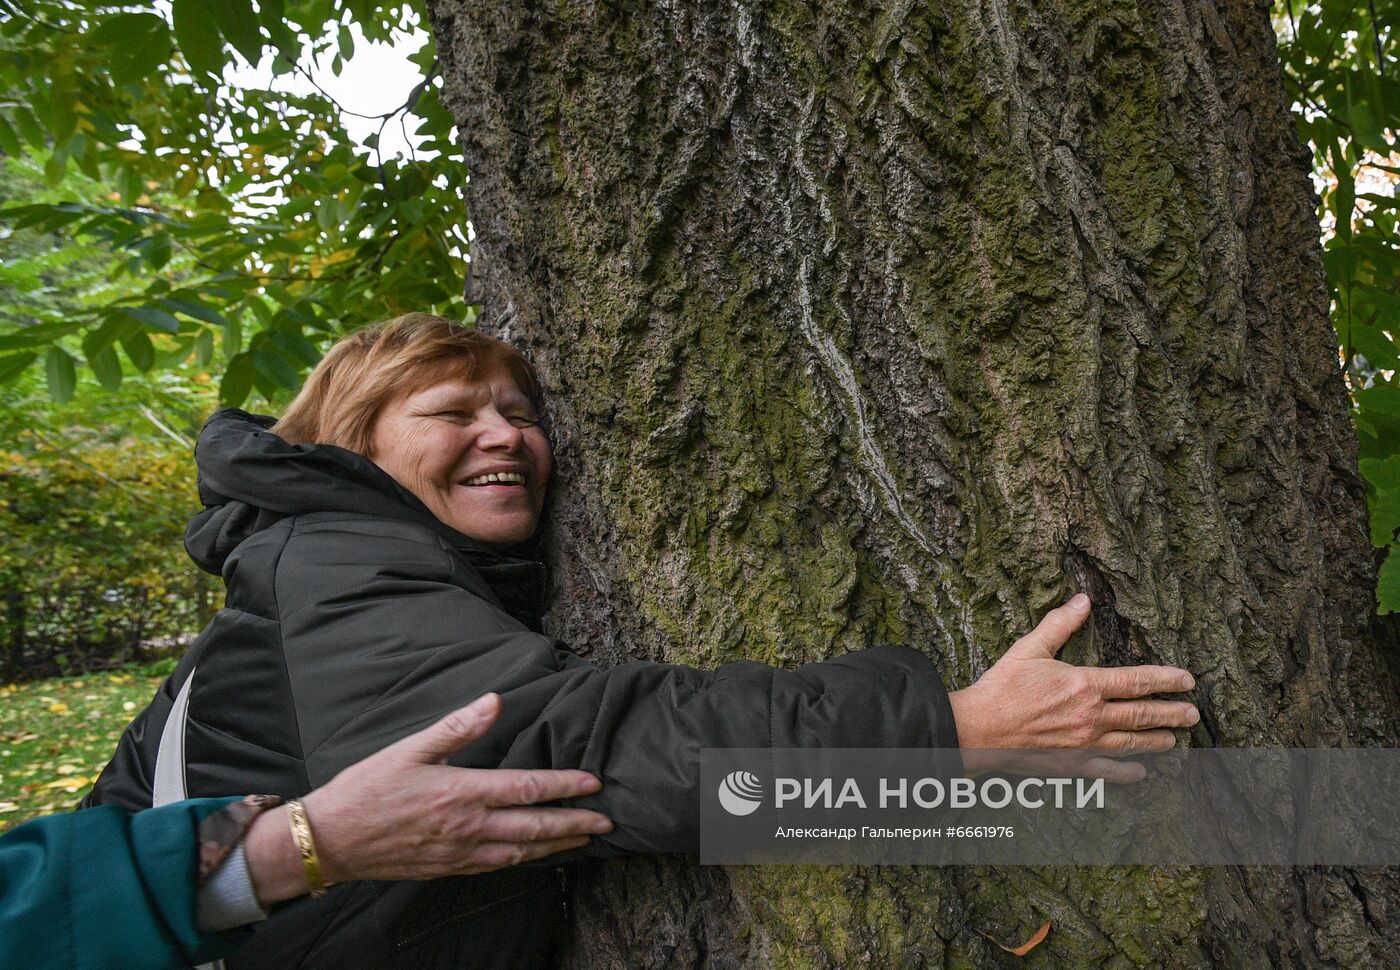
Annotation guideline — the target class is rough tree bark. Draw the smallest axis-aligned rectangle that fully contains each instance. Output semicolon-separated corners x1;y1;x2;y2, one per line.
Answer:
427;0;1400;964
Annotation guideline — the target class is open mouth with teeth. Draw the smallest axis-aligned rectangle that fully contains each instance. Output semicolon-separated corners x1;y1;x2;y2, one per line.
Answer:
461;471;526;487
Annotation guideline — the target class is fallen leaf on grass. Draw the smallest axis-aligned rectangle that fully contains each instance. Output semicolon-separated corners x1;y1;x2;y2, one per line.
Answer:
981;920;1050;957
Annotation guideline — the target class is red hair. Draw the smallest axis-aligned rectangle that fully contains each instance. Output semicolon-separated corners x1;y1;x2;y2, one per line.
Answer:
272;313;542;454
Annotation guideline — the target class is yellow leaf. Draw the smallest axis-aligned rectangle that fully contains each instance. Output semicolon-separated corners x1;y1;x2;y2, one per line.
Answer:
55;764;78;776
47;703;68;713
981;920;1051;957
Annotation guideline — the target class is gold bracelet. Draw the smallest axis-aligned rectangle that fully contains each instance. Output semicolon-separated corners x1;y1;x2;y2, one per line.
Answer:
286;799;328;898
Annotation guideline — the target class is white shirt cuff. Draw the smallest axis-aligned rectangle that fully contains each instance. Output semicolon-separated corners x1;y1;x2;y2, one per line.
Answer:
196;842;269;933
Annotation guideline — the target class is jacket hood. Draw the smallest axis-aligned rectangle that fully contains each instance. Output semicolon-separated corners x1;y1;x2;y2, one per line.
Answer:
185;408;542;576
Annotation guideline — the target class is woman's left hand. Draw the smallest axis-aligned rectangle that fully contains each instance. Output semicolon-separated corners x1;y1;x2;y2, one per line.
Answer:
947;595;1198;781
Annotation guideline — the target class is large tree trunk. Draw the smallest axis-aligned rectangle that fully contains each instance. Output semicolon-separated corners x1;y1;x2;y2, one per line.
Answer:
427;0;1400;964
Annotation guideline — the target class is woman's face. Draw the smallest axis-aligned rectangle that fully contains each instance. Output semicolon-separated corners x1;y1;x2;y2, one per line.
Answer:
368;368;552;548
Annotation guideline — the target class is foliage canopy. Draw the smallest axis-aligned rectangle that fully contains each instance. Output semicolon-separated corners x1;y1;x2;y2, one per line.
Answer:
0;0;467;409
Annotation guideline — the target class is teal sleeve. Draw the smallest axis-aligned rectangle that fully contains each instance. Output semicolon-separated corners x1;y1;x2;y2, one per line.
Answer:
0;798;240;970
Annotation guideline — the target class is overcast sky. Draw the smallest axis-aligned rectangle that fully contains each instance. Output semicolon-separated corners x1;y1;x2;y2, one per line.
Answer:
225;22;435;163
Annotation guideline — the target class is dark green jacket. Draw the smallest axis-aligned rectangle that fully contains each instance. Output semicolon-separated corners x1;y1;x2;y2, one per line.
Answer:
0;798;236;970
87;409;961;968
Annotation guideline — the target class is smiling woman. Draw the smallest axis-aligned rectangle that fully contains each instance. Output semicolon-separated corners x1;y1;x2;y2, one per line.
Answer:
83;313;1195;969
270;314;554;548
366;374;552;548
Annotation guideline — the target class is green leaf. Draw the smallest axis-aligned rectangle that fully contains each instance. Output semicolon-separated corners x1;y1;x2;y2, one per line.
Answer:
270;329;323;367
90;11;163;46
1344;70;1388;151
257;0;295;56
116;165;144;206
120;331;156;372
258;0;287;30
48;65;78;144
161;297;229;327
74;141;101;180
1379;546;1400;614
155;336;197;368
44;154;68;189
247;299;275;328
44;347;76;404
209;0;263;65
223;315;243;358
0;352;37;385
251;347;301;388
81;316;136;359
1361;454;1400;491
194;329;215;366
12;107;44;149
1357;284;1400;321
0;320;84;347
0;116;20;157
1331;140;1355;240
171;0;226;80
1350;325;1400;371
91;13;173;87
87;344;123;391
1356;384;1400;419
316;199;340;230
121;306;182;334
220;352;255;407
137;230;173;268
1371;487;1400;547
145;232;173;270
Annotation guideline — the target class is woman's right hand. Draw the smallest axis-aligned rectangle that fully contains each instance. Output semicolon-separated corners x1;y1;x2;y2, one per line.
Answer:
947;594;1199;780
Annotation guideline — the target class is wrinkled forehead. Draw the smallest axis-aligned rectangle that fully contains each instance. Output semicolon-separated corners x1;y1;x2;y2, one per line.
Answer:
402;361;536;408
408;348;540;394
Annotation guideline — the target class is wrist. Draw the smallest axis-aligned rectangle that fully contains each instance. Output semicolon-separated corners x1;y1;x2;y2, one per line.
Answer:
947;684;991;748
947;685;998;777
297;790;351;885
243;807;309;906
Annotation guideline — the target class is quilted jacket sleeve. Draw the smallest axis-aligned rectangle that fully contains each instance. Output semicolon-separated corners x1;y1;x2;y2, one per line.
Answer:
274;518;961;855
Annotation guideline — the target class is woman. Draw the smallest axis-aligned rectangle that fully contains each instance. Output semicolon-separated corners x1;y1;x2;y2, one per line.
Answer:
88;314;1197;968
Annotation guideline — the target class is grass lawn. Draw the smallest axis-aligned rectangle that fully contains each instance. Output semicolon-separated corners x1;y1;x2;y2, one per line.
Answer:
0;666;167;832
